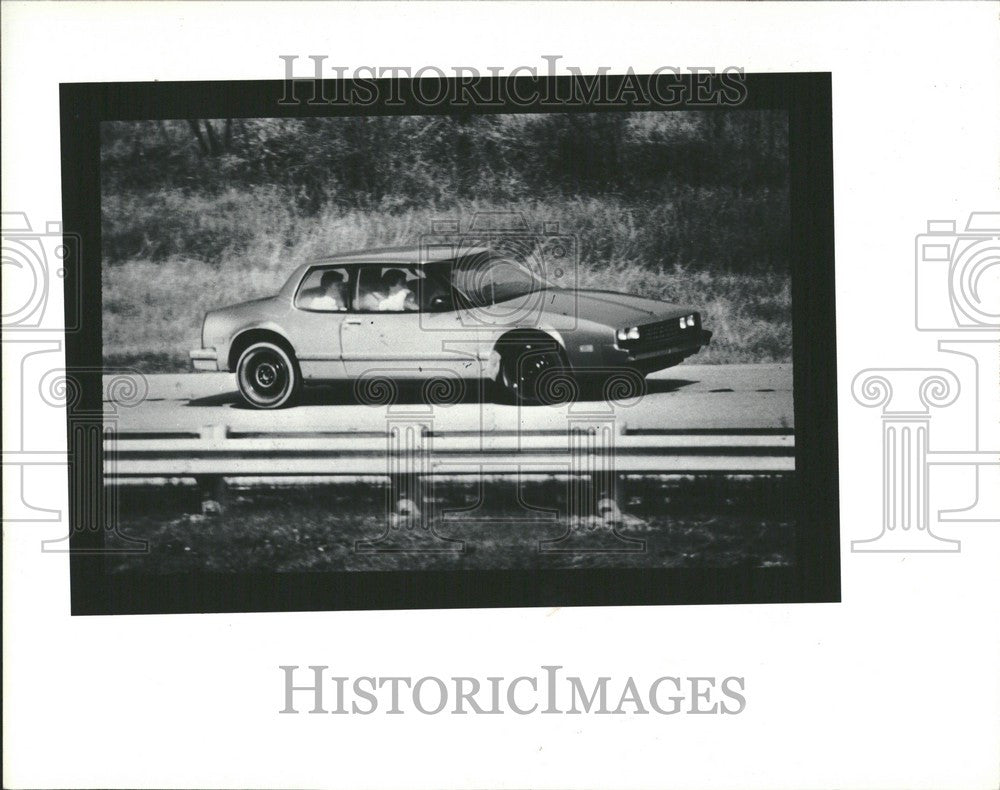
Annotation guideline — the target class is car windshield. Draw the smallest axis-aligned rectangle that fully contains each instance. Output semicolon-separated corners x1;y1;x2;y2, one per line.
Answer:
441;254;548;308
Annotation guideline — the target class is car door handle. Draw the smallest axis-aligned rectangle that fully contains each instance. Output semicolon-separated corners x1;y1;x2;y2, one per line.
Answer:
344;318;362;326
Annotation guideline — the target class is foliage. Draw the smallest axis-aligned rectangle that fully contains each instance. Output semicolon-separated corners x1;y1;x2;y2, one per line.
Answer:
101;111;788;267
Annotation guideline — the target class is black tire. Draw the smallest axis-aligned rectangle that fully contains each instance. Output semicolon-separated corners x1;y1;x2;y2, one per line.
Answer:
496;338;569;405
236;341;301;409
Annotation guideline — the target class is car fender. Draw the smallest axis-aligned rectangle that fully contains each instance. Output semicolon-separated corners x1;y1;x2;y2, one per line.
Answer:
538;318;618;369
535;324;569;359
225;321;296;370
492;325;571;372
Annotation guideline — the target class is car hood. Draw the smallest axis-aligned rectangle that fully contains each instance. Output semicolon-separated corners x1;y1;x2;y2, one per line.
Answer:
535;288;695;327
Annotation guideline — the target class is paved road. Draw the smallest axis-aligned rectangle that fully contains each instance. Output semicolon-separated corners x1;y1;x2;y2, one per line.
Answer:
105;364;793;434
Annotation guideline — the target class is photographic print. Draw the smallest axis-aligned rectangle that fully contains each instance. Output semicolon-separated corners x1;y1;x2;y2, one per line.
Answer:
10;4;999;788
63;72;838;613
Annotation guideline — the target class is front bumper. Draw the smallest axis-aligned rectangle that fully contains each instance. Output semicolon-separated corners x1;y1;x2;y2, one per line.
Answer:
189;348;219;372
618;328;711;359
605;328;712;373
628;328;712;359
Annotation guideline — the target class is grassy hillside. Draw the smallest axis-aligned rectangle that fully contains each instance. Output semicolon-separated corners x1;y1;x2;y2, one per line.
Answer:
101;112;790;371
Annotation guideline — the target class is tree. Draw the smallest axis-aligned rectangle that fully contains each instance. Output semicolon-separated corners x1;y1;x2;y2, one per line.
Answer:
187;119;234;156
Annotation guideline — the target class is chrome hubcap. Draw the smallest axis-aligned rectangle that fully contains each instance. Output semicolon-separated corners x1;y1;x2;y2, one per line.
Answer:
504;343;558;402
240;347;290;406
255;362;278;388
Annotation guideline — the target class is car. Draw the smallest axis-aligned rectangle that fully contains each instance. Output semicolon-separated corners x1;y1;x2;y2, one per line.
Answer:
190;245;712;408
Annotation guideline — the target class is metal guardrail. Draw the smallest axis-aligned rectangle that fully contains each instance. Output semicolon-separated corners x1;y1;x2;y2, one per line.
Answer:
100;423;795;520
103;423;795;477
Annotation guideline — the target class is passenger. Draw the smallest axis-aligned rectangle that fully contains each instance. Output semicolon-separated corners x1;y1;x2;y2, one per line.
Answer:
357;280;385;311
300;270;347;311
377;269;418;312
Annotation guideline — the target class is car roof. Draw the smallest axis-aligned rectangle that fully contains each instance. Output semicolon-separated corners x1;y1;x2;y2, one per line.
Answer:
305;244;494;265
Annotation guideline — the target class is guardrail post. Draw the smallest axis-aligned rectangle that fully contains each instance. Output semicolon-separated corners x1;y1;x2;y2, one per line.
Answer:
539;416;645;554
195;475;229;515
196;424;229;515
199;424;229;442
355;415;462;554
388;418;427;529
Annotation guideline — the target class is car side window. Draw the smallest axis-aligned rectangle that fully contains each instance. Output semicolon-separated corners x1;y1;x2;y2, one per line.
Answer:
355;266;423;312
295;266;351;312
420;262;456;312
488;257;539;301
452;258;495;307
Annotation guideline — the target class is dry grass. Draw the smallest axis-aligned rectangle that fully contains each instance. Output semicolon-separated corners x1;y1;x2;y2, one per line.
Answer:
107;476;795;573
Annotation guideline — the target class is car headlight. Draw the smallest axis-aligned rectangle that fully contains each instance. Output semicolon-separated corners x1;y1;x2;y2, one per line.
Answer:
616;327;641;343
627;326;640;340
679;314;696;329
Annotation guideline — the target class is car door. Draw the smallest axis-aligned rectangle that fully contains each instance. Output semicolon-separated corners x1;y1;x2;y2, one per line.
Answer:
285;265;352;380
340;264;471;379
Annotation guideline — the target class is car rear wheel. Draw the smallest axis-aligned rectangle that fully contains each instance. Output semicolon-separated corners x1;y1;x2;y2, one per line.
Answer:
236;341;300;409
496;338;570;405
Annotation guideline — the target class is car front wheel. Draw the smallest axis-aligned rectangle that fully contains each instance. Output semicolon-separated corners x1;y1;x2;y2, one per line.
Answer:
496;339;570;405
236;341;300;409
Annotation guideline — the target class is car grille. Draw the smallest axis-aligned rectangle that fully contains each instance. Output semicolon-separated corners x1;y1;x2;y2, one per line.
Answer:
627;314;700;354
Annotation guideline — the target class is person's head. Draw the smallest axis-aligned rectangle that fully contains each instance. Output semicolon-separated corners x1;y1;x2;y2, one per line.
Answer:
320;270;344;291
381;269;408;292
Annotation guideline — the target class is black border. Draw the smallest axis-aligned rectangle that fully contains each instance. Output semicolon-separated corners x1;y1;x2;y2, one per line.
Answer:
63;73;838;615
